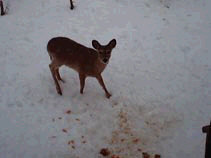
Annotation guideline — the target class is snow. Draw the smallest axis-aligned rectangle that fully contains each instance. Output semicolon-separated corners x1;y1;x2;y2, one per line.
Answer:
0;0;210;158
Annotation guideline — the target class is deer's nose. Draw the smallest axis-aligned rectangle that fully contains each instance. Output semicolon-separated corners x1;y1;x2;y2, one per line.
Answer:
103;58;108;63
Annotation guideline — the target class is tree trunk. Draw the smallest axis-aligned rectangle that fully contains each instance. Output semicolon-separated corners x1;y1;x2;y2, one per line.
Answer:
0;0;5;15
202;121;211;158
70;0;74;10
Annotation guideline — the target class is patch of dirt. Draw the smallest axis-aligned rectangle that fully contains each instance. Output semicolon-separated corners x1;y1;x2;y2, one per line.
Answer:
100;148;111;157
68;140;75;145
155;154;161;158
108;109;144;157
62;129;68;133
111;155;121;158
143;152;150;158
106;108;162;158
65;110;72;114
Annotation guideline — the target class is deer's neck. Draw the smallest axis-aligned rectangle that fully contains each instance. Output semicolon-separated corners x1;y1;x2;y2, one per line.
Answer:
96;57;108;74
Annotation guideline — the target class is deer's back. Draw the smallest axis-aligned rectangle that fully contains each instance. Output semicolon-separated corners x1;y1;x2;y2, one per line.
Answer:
47;37;104;75
47;37;87;55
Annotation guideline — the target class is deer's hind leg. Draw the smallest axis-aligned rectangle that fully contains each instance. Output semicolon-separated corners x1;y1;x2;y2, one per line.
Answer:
49;61;62;95
79;73;86;94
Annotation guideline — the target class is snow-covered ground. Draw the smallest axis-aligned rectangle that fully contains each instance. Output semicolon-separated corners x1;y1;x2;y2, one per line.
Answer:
0;0;210;158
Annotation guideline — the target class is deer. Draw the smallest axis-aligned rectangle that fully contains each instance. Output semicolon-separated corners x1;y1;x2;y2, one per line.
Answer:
47;37;117;98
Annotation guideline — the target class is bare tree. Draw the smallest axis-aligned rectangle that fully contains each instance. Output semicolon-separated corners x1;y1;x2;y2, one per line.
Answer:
0;0;5;15
70;0;74;10
202;121;211;158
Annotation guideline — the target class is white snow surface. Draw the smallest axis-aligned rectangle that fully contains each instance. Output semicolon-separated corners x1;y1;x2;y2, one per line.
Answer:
0;0;210;158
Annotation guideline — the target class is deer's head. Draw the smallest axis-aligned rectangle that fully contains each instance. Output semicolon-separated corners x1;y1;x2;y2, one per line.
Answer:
92;39;117;64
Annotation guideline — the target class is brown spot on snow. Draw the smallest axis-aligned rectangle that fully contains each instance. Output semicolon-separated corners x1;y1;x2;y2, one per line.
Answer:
100;148;110;157
68;140;74;145
154;154;161;158
132;138;140;144
65;110;72;114
142;152;150;158
111;155;121;158
62;129;68;133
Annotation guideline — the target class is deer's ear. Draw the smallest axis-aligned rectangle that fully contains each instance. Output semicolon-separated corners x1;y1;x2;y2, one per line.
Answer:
108;39;116;49
92;40;101;50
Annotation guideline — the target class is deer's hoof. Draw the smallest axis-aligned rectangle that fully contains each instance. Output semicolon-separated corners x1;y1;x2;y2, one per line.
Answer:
58;91;62;95
106;93;112;99
56;88;62;95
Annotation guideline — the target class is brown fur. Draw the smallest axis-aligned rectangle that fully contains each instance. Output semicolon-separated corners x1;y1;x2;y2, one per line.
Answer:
47;37;116;98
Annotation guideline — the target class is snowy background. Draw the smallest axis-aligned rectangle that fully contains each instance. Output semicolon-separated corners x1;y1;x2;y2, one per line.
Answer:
0;0;210;158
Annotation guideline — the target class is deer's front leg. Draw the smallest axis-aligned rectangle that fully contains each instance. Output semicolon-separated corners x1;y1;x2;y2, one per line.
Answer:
96;74;111;98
